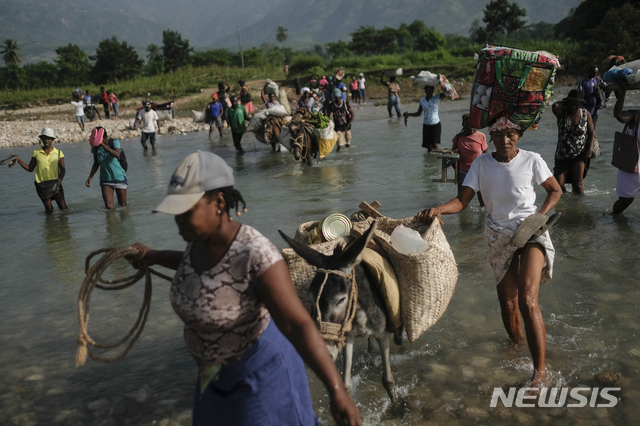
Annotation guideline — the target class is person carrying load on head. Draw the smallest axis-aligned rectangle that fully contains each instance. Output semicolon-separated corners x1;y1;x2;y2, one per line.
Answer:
260;84;281;109
11;128;69;215
578;65;605;128
451;113;488;205
238;80;254;115
551;89;595;196
85;126;128;210
417;115;562;387
125;151;362;426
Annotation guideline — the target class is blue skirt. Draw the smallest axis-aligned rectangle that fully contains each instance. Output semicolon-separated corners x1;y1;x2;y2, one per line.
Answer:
192;319;318;426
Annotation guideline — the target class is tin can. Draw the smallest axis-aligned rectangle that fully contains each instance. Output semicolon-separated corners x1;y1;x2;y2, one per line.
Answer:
320;213;352;241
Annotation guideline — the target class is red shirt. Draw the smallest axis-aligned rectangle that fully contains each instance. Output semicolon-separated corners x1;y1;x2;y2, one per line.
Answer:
452;131;488;171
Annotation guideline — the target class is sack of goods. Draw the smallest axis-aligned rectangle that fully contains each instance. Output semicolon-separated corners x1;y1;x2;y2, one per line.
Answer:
264;79;279;97
155;110;173;121
280;126;293;152
279;88;292;115
470;44;560;131
335;69;346;81
439;74;459;100
266;104;288;117
413;71;439;88
385;68;403;77
192;110;205;123
604;59;640;89
128;118;140;130
247;110;269;133
312;120;337;159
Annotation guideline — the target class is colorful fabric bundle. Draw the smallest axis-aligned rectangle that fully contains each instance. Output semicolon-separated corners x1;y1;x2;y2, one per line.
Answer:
470;45;560;131
439;74;459;100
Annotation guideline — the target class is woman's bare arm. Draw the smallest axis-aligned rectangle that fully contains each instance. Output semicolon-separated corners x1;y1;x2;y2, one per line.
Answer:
538;176;562;215
257;260;362;426
416;186;476;222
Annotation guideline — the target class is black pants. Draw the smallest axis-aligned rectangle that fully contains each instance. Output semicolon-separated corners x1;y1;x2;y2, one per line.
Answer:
232;132;244;150
103;104;110;119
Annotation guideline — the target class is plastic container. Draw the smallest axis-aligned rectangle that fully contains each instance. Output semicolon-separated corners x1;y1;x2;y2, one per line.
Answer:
390;225;429;254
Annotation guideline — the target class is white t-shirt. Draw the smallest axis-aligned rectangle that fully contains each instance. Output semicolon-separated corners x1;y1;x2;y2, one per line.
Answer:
358;77;366;89
71;101;84;116
463;149;553;228
137;109;158;133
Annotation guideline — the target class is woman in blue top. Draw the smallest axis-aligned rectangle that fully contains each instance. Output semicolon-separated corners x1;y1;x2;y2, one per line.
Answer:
404;85;447;151
86;126;127;210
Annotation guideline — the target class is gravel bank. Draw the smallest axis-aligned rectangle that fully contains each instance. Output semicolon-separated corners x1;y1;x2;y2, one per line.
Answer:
0;117;212;149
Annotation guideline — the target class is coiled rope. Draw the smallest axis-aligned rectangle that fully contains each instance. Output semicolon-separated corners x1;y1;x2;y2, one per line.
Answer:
76;247;173;367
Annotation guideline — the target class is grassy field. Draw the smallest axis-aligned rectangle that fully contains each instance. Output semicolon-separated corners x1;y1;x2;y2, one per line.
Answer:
0;56;480;109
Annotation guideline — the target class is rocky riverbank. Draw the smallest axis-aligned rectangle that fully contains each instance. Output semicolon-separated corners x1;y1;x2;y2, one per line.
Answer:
0;117;211;149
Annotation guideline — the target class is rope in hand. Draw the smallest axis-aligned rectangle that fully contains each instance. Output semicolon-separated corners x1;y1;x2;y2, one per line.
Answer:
75;247;173;367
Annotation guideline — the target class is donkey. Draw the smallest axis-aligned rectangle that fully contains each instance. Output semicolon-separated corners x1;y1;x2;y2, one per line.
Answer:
279;223;397;401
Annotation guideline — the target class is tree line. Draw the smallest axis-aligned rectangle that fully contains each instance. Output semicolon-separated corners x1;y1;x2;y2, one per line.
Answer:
1;0;639;92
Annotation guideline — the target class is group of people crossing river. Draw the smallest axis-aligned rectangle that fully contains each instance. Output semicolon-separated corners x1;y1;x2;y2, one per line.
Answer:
4;60;640;425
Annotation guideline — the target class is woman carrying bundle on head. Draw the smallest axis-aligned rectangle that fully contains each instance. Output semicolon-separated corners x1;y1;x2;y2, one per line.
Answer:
417;116;562;386
238;79;254;115
86;126;128;210
126;151;361;426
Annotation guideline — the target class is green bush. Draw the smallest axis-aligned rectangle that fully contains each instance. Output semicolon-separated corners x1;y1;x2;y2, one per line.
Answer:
289;55;326;76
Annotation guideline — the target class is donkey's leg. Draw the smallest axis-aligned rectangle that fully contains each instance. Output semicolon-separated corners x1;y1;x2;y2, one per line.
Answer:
368;336;375;354
342;340;355;395
376;333;396;402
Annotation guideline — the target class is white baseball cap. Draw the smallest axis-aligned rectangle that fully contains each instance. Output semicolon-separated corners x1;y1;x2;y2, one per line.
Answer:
153;151;235;215
40;128;56;140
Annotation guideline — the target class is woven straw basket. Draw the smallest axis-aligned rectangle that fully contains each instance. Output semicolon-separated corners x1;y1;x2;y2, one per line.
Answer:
282;221;353;311
369;217;458;342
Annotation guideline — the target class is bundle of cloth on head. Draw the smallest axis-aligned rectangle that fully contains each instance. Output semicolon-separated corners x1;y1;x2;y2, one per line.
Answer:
470;44;560;132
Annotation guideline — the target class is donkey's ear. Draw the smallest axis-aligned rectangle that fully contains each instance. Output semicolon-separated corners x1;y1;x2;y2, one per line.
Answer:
279;230;332;269
340;221;377;268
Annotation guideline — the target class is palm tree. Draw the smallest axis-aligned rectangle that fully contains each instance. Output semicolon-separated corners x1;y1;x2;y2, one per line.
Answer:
1;39;22;65
146;43;163;62
276;27;288;43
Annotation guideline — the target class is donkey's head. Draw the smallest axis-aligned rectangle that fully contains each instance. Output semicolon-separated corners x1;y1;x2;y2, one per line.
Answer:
279;222;376;359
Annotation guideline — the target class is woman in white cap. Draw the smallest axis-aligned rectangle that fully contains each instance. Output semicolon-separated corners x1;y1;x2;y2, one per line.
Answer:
12;128;68;214
127;151;361;426
417;116;562;387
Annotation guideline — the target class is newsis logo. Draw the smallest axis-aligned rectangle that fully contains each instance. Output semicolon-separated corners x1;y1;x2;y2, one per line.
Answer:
490;387;621;408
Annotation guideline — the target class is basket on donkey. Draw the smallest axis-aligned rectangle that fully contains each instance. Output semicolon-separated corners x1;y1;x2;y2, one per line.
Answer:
283;214;458;343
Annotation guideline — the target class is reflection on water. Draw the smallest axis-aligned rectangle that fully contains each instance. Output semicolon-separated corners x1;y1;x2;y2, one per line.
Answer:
1;91;640;424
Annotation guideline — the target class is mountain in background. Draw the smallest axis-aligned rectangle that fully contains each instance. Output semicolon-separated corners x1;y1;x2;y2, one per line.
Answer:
0;0;581;63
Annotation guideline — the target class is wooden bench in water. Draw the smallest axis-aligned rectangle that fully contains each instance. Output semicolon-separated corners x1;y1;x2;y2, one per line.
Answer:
431;149;460;184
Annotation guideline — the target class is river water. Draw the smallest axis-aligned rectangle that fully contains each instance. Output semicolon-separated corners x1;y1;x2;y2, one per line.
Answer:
1;89;639;425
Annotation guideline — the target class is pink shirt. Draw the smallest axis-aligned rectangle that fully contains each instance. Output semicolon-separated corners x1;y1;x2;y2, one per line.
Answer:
452;131;488;170
109;93;118;103
350;81;358;90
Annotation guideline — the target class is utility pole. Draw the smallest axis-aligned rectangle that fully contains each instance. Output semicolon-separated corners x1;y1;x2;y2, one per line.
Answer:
237;27;245;69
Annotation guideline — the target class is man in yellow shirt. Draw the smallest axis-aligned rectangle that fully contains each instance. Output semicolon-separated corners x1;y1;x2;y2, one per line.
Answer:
12;128;68;214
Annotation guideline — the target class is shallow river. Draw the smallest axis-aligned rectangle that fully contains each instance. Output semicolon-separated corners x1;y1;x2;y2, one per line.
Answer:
1;89;640;425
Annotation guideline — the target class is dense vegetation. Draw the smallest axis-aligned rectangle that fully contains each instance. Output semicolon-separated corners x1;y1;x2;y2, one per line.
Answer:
0;0;637;107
